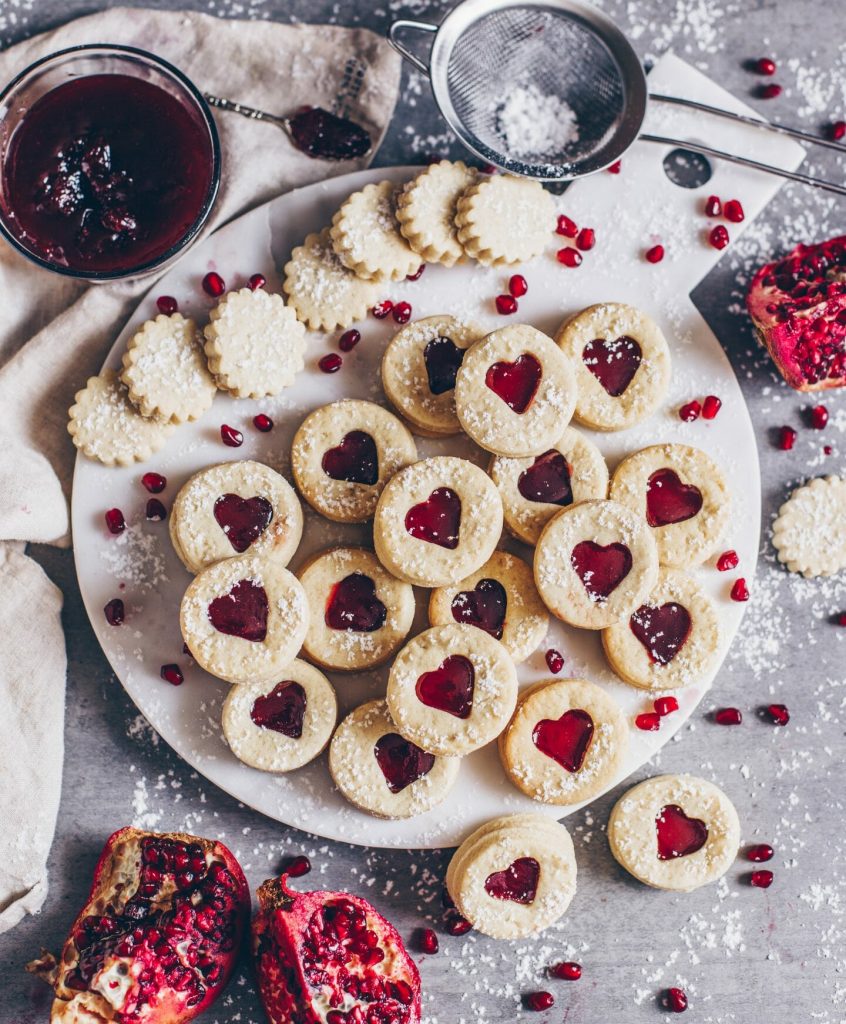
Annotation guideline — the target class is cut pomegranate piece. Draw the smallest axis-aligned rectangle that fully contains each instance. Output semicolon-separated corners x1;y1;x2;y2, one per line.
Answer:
371;299;393;319
518;450;573;506
646;468;703;527
582;335;642;396
702;394;722;419
105;507;126;534
254;413;274;432
451;578;507;639
756;56;776;75
207;579;269;642
495;293;518;315
418;927;439;954
251;682;307;738
724;199;745;223
509;273;528;297
730;578;750;602
550;960;582;980
321;430;379;486
202;271;226;297
407;264;425;281
214;493;274;553
763;703;790;725
415;655;475;719
556;247;582;267
532;709;594;772
630;602;692;664
556;214;578;237
704;194;722;217
156;295;178;315
571;541;633;601
104;598;124;625
779;425;797;449
220;424;243;448
285;855;312;878
811;403;829;428
142;472;167;493
160;663;184;686
714;707;742;725
758;83;782;98
576;227;595;251
325;573;387;632
545;648;564;674
747;234;846;390
30;827;249;1024
607;159;622;173
635;712;661;731
424;335;465;395
830;121;846;141
248;273;266;290
254;875;421;1024
405;487;461;549
716;549;739;571
663;986;688;1013
656;805;708;860
318;353;342;373
393;301;412;324
374;733;435;793
484;857;540;904
654;695;679;716
679;400;702;422
338;328;361;352
525;991;555;1011
750;869;774;888
645;244;665;263
485;352;542;412
709;224;730;249
747;843;774;862
146;498;167;521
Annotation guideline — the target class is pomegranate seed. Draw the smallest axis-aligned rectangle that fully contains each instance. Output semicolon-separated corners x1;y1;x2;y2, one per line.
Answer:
824;444;833;455
285;855;311;877
480;162;497;174
709;224;730;250
407;264;426;281
220;424;243;447
338;329;361;352
246;273;266;291
372;300;393;319
253;414;273;432
838;612;846;626
830;120;846;141
747;843;774;862
556;247;582;267
141;472;166;494
545;649;564;674
202;271;225;297
750;869;774;888
418;928;439;954
496;294;518;315
716;550;739;571
555;214;578;237
104;598;125;626
654;696;679;717
105;508;126;535
146;498;167;522
160;664;183;686
714;707;742;725
509;273;528;297
607;160;622;174
663;987;688;1013
778;425;797;450
758;83;782;99
645;244;664;263
576;227;595;251
724;199;745;223
704;194;722;217
756;57;776;75
635;711;661;731
318;353;342;373
525;992;554;1011
764;703;790;726
811;403;829;428
156;295;178;315
679;400;701;422
702;394;722;419
550;961;581;980
730;578;750;602
445;914;472;936
393;301;412;324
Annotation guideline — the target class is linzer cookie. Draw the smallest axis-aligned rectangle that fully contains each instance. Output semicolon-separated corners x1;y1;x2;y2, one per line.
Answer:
330;180;421;281
610;444;730;568
395;160;477;266
555;303;671;431
772;476;846;577
454;175;555;266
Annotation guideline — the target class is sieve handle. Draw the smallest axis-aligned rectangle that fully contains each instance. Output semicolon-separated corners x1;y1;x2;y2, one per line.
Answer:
387;19;438;78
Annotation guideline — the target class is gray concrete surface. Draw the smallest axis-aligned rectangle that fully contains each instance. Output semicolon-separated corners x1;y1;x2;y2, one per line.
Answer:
2;1;845;1022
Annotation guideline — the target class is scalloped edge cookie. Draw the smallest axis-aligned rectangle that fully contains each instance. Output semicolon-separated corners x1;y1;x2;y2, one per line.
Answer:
772;475;846;577
454;175;554;266
330;180;421;281
395;160;477;266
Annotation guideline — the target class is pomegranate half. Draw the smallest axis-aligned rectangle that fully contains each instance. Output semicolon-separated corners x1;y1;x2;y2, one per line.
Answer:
253;874;421;1024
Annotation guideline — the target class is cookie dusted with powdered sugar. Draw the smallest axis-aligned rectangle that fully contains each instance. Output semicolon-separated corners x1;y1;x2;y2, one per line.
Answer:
454;175;555;266
395;160;478;266
772;475;846;577
330;181;421;282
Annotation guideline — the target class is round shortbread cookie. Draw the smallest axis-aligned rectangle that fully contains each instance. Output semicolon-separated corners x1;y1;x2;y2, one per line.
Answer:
330;180;421;281
120;313;216;424
179;553;309;685
373;456;503;587
169;461;303;574
329;699;460;819
555;303;671;431
610;444;731;568
454;175;555;266
602;568;720;691
68;369;175;467
291;400;417;524
203;287;306;399
446;814;577;939
454;325;577;457
381;315;485;436
282;228;381;331
221;659;337;772
395;160;478;266
428;550;548;663
499;678;628;805
489;425;609;545
534;499;659;630
297;547;415;671
607;774;741;892
386;624;518;757
772;476;846;578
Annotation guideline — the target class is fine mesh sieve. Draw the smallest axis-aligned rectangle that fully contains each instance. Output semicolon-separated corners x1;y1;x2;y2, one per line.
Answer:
389;0;846;194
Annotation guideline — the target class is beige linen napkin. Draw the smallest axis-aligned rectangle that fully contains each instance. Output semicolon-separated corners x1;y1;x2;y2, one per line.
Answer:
0;8;400;932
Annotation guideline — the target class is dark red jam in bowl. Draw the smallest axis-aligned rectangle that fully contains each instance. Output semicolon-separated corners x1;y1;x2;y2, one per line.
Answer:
0;60;217;276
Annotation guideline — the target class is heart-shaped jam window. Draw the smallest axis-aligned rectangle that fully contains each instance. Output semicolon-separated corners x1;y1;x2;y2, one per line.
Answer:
582;335;642;396
325;572;387;633
424;335;465;395
485;352;542;413
517;449;574;506
321;430;379;486
250;681;306;738
484;857;540;904
405;487;461;549
213;493;274;553
415;654;475;719
532;709;595;772
207;578;269;642
571;541;633;602
655;804;709;860
630;602;692;665
374;732;436;793
646;468;703;527
450;578;507;640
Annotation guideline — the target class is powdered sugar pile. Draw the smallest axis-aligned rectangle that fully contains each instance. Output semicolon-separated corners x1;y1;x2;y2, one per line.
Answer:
493;82;580;160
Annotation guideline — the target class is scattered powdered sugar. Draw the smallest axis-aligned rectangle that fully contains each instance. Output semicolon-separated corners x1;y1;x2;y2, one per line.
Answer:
493;81;580;160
